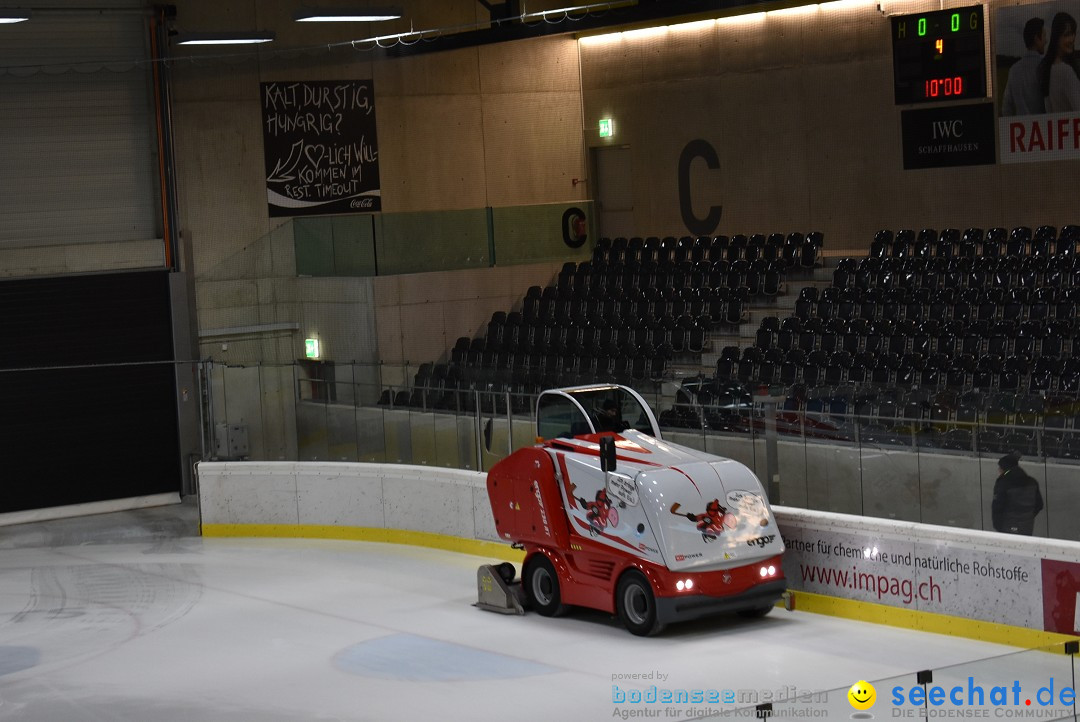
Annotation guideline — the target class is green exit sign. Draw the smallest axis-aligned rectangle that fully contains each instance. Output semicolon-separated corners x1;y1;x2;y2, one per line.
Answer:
304;338;320;359
599;118;613;138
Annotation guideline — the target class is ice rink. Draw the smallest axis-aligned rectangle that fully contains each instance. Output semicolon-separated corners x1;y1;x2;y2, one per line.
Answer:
0;502;1068;721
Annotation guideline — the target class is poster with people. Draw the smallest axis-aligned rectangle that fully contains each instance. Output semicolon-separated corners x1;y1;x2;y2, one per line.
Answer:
996;1;1080;162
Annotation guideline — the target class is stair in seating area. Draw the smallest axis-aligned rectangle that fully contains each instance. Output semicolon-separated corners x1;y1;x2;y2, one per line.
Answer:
700;257;845;370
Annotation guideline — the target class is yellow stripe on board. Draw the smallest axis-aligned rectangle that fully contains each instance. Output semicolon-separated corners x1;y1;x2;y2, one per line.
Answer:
787;590;1079;649
201;523;1077;649
200;523;524;562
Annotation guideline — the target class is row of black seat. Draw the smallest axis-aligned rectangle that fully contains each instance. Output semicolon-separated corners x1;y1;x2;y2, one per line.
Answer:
415;357;667;388
720;344;1080;393
841;252;1080;273
594;231;823;267
834;253;1080;291
557;258;787;296
804;283;1080;304
532;281;753;310
480;320;707;360
796;292;1080;326
512;302;747;339
869;225;1079;260
756;317;1075;359
377;358;666;413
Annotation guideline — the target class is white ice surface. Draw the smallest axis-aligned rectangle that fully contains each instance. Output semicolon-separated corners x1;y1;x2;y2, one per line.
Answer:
0;535;1067;722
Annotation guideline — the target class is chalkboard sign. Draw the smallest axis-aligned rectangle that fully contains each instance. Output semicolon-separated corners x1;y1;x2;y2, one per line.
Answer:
260;80;381;217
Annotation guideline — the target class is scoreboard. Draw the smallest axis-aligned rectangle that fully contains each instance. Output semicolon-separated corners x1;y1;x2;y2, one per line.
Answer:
891;5;987;105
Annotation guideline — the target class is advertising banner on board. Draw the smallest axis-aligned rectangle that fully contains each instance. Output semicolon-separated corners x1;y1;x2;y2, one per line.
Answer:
995;1;1080;163
781;524;1051;630
901;102;997;169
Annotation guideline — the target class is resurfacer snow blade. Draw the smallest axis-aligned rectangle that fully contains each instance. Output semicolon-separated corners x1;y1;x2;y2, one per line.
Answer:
474;564;525;615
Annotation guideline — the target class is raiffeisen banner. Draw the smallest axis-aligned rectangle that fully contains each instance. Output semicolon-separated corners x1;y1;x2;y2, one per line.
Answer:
996;1;1080;163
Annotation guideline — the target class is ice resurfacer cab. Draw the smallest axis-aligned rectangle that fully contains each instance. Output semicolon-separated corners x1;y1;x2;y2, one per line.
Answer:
480;384;786;635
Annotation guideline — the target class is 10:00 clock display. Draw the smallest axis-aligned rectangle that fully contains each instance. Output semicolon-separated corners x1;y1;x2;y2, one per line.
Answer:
925;75;965;98
891;5;987;105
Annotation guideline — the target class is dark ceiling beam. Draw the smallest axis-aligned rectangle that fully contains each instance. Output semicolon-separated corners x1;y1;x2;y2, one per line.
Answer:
476;0;522;22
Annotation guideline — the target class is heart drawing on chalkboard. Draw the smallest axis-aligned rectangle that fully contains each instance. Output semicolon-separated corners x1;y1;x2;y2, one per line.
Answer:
304;144;325;169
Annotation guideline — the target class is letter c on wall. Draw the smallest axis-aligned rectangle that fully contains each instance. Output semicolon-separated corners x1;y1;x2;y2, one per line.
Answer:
678;139;723;237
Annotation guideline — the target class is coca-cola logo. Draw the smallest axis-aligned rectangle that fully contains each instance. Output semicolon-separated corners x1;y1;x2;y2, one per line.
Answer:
349;197;375;209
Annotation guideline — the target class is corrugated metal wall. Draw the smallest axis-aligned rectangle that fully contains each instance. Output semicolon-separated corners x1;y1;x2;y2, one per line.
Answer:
0;2;159;252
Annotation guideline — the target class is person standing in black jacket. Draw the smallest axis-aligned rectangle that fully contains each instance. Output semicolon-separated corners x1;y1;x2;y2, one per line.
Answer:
992;453;1044;535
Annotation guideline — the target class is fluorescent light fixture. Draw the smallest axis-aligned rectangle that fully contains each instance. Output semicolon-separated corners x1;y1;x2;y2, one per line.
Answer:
175;31;276;46
520;1;636;21
0;10;30;23
294;6;402;22
363;30;423;44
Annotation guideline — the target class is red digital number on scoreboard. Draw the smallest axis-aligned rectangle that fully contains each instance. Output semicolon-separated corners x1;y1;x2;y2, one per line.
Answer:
924;76;964;98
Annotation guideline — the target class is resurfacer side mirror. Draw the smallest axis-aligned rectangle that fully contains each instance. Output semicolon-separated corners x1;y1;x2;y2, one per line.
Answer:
600;435;616;473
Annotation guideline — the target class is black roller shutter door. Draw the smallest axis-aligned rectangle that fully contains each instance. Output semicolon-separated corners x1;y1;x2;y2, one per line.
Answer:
0;270;179;513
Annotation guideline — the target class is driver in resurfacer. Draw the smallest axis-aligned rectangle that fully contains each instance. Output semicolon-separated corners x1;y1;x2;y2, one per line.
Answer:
596;399;626;433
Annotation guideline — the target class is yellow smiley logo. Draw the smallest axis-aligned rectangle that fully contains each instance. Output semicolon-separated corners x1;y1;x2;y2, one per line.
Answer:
847;680;876;710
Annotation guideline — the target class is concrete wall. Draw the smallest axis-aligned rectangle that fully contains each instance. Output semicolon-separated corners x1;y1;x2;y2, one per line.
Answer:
0;239;164;279
373;262;564;374
293;405;527;470
210;364;299;461
198;460;500;542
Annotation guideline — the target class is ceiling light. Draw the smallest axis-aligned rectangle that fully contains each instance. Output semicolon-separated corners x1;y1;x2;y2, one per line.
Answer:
174;31;276;46
0;10;30;23
294;6;402;22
